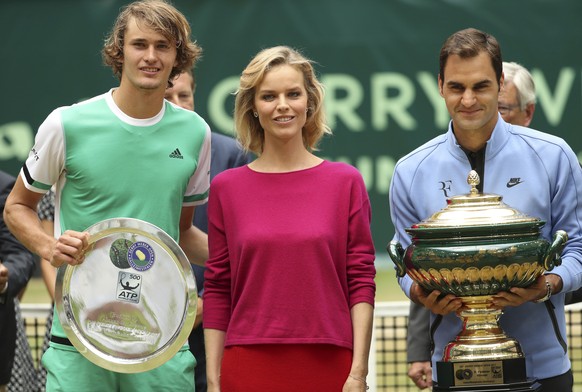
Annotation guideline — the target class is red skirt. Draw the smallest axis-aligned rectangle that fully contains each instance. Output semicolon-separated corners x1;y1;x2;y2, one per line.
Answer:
220;344;352;392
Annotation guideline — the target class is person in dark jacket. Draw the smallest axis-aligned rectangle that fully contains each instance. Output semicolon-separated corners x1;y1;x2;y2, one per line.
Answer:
0;170;36;392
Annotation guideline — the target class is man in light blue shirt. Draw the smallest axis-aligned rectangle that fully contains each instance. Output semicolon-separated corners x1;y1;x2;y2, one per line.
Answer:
390;28;582;391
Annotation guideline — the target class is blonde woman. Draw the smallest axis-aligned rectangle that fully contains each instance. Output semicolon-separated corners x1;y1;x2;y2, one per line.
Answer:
203;46;376;392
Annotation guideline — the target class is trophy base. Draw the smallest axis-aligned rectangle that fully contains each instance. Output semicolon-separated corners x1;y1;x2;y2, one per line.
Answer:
433;380;541;391
433;358;541;391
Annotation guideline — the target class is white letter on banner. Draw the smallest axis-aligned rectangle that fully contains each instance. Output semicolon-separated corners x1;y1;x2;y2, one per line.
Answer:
417;71;449;129
371;73;416;131
207;76;239;135
375;155;396;195
0;122;34;160
532;67;575;127
321;74;365;132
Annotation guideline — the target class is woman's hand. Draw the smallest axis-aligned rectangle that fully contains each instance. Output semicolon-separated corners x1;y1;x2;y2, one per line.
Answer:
342;374;369;391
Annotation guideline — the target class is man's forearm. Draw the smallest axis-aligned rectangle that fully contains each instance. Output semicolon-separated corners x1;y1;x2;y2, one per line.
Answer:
4;201;53;262
179;225;208;266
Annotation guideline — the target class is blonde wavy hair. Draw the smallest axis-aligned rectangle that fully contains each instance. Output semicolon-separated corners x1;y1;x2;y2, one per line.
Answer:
102;0;202;87
234;46;331;156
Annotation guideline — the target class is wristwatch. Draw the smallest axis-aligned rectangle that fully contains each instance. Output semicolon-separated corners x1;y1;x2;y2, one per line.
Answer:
534;280;552;303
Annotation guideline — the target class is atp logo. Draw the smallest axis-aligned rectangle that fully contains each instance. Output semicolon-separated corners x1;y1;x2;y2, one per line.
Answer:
117;271;142;303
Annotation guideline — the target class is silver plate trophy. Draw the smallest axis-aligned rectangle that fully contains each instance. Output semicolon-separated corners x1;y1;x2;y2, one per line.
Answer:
55;218;197;373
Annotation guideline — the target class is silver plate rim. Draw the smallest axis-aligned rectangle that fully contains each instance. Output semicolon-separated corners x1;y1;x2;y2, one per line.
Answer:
55;217;197;373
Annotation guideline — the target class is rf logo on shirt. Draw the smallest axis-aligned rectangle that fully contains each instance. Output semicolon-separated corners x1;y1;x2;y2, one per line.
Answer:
439;180;453;197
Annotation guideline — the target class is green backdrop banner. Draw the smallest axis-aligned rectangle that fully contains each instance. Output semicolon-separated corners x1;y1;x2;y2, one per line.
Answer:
1;0;581;251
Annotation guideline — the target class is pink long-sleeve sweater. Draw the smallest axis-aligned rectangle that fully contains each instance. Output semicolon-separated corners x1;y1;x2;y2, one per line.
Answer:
203;161;376;349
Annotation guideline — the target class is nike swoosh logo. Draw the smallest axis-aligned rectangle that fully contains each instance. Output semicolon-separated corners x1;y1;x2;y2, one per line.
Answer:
506;180;524;188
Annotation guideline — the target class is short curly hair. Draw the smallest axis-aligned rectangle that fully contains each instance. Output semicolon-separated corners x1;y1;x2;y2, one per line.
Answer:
234;46;331;156
102;0;201;87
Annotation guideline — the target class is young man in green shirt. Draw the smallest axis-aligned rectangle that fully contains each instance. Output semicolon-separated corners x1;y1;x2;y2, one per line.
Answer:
4;1;210;390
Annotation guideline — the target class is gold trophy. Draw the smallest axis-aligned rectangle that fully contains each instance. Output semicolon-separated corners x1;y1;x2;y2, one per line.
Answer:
388;171;567;391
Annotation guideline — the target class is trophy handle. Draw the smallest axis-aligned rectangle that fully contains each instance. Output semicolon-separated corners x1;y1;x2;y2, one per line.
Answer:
387;240;406;277
543;230;568;270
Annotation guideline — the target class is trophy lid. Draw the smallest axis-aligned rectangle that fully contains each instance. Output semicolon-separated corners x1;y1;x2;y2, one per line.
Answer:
410;170;542;229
